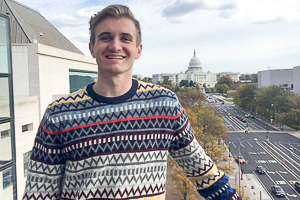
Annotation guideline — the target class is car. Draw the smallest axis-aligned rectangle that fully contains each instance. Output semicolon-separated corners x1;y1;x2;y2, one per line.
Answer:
236;115;240;119
256;166;266;174
245;114;250;118
271;185;286;197
295;181;300;191
240;118;247;123
235;156;246;164
250;115;255;118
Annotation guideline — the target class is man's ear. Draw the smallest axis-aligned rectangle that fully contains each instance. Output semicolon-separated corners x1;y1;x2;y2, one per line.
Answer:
89;42;95;58
135;44;142;59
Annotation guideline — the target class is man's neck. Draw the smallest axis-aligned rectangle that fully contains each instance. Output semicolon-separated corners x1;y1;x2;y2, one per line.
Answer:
93;74;133;97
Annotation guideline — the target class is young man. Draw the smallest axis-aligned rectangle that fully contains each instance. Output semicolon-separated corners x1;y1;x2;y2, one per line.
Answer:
23;5;241;200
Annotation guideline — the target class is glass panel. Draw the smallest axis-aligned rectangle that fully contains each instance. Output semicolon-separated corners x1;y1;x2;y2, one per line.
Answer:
23;150;32;176
0;122;12;167
0;77;10;119
69;70;98;93
1;167;14;200
2;167;13;189
0;17;10;74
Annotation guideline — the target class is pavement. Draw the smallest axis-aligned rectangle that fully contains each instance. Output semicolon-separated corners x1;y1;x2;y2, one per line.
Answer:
222;116;300;200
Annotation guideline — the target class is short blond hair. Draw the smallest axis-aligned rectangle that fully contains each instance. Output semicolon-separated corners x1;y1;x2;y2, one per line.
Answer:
89;5;142;46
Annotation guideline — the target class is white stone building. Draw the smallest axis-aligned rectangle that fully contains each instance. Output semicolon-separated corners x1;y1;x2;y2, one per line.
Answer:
258;66;300;95
152;50;241;88
1;1;98;199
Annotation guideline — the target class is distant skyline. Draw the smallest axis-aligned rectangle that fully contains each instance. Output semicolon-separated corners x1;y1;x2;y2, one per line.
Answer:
16;0;300;77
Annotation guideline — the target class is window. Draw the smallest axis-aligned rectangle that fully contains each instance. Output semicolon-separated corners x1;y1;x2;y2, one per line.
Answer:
23;151;32;176
3;167;13;189
69;70;98;93
1;129;10;138
22;123;33;132
0;77;10;118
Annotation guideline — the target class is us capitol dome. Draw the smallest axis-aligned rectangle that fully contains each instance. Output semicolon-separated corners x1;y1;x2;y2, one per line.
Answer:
188;49;202;73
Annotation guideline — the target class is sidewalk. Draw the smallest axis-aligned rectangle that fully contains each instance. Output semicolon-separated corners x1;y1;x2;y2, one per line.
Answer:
218;149;257;199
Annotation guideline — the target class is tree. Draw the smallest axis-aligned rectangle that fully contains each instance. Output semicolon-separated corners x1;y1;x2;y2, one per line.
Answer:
179;80;189;87
215;84;229;94
162;76;172;86
203;83;208;91
168;156;199;200
217;75;234;89
141;77;152;83
234;84;257;111
251;74;258;83
189;80;195;87
185;106;228;164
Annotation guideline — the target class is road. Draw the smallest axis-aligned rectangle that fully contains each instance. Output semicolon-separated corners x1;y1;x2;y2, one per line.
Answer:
206;93;300;199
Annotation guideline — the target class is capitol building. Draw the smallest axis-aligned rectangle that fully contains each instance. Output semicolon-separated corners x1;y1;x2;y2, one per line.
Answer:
152;50;240;88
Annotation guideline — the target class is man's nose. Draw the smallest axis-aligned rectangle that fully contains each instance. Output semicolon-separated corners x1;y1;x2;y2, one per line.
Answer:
108;38;122;52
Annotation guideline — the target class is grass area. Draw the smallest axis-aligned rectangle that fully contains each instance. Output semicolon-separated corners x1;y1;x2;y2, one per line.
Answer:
225;98;234;102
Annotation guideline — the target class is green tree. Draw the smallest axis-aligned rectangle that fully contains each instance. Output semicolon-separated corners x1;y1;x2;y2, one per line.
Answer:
234;84;257;111
215;84;229;95
217;75;234;89
179;80;189;87
162;76;172;86
189;80;195;87
186;106;228;164
141;77;152;83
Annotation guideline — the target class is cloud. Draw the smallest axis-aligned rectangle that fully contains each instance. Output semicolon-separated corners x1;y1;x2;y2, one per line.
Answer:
162;0;235;22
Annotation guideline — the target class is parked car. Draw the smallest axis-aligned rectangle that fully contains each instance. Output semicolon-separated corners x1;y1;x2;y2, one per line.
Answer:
256;166;266;174
235;156;246;164
295;181;300;191
271;185;286;197
245;114;250;118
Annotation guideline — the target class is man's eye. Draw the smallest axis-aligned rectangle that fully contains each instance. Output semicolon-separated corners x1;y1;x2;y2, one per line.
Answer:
100;36;110;41
122;37;131;42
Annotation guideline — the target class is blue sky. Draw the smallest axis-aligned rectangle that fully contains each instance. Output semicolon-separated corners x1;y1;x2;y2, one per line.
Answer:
17;0;300;77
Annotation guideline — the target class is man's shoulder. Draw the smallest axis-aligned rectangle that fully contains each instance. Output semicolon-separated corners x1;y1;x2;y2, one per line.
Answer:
47;85;91;112
137;81;176;96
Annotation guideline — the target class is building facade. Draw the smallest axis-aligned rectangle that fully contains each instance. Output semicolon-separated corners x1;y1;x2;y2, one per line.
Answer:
1;1;98;199
152;50;240;88
258;66;300;95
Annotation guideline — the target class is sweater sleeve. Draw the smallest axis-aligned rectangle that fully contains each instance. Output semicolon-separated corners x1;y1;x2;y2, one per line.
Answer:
22;109;66;200
169;107;241;200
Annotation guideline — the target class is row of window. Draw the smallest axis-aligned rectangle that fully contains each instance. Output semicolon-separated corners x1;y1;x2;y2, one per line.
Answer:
0;123;33;139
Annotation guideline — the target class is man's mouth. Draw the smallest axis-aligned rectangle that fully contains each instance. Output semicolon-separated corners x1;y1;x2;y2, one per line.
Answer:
105;55;125;59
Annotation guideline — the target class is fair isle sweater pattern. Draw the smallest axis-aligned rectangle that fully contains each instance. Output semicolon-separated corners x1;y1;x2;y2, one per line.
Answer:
23;79;239;200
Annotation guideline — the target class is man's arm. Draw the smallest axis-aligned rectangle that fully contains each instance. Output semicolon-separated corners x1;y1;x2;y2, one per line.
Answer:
170;109;241;200
23;110;66;200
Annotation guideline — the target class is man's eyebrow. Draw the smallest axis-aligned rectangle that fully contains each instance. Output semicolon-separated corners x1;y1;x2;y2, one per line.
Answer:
121;33;133;38
97;32;111;38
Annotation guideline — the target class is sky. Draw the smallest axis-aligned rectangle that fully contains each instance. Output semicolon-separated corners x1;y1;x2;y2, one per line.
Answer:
17;0;300;77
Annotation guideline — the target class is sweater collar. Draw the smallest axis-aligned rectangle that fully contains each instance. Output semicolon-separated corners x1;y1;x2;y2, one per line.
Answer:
86;79;138;104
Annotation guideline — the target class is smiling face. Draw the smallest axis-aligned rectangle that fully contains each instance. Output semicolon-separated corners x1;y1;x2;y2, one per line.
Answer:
89;17;142;77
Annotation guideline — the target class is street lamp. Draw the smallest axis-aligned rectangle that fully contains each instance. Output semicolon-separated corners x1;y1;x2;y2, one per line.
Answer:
271;104;274;123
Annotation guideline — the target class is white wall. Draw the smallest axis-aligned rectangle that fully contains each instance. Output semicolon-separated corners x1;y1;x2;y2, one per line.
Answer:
11;43;98;200
13;96;39;199
293;66;300;95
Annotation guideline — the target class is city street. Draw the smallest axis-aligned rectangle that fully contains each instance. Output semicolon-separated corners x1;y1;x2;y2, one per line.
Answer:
225;133;300;199
207;94;300;199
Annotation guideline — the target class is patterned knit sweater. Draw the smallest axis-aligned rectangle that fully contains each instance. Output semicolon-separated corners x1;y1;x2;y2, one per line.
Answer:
23;79;240;200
